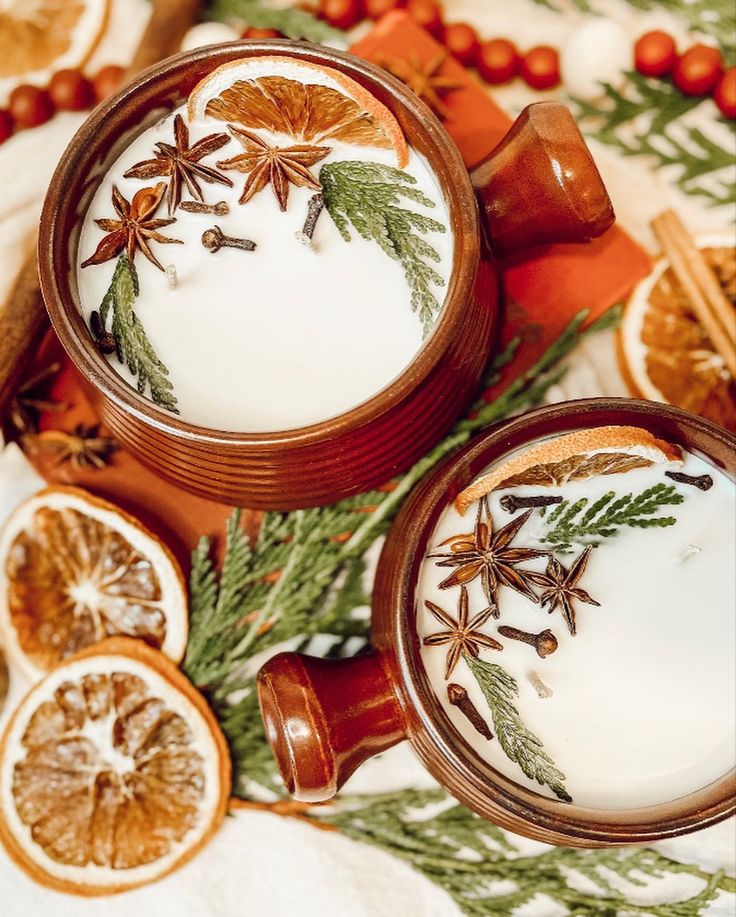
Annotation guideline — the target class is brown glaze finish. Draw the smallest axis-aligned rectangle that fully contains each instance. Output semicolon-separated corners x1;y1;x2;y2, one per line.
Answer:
472;103;614;256
258;652;406;803
39;40;612;510
257;399;736;847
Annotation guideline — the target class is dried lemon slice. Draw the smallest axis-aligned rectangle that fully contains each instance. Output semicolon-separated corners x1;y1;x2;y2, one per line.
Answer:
618;232;736;432
0;637;230;895
455;425;682;515
187;55;409;168
0;487;187;681
0;0;109;104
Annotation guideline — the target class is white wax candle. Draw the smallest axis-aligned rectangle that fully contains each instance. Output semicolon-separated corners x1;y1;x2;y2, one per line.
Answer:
417;448;736;809
76;105;453;432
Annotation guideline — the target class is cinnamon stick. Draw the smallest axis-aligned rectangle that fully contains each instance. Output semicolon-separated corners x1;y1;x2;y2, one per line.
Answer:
0;0;204;419
651;210;736;378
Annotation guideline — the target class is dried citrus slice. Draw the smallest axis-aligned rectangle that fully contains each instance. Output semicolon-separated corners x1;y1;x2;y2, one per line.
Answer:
187;55;409;168
0;487;187;681
618;232;736;432
0;0;109;104
455;426;682;515
0;637;230;895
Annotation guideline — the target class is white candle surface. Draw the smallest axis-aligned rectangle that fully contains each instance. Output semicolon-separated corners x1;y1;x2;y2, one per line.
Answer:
417;447;736;809
77;105;453;432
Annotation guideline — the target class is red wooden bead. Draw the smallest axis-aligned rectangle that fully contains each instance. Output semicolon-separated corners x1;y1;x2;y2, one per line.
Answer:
673;44;724;96
364;0;404;19
8;85;54;128
443;22;480;69
0;109;13;144
476;38;518;84
713;67;736;119
634;30;677;78
406;0;443;39
49;69;95;111
520;45;560;90
241;27;281;39
93;64;125;102
319;0;364;30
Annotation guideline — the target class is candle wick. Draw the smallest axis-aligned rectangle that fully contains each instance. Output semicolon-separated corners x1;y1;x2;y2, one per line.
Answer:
676;544;702;563
166;264;178;289
528;671;553;699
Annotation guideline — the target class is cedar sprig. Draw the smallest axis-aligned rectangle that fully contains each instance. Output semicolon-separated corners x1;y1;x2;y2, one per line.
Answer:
571;72;735;208
98;255;178;413
464;655;571;803
315;788;732;916
207;0;345;43
320;161;447;334
540;482;685;551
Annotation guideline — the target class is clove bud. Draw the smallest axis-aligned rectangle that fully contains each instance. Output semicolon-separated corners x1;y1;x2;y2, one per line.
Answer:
498;625;558;658
180;200;230;216
665;471;713;491
500;494;563;513
448;683;493;740
202;225;256;253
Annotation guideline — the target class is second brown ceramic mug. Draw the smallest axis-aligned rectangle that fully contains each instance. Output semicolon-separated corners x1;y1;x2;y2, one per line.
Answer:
258;398;736;847
39;40;613;510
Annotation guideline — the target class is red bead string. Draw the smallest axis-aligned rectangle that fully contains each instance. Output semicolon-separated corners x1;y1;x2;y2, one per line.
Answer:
1;5;732;146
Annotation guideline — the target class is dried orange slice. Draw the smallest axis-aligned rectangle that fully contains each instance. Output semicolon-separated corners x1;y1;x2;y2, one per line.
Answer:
188;55;409;168
0;487;187;681
0;637;230;895
455;426;682;515
618;232;736;432
0;0;109;104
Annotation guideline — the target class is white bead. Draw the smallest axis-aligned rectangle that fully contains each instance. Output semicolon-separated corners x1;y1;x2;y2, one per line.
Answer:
180;22;240;53
560;18;632;101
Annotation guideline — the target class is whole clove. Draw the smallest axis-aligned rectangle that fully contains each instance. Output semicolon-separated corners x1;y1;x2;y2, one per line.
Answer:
89;310;117;355
498;625;558;658
665;470;713;491
202;225;256;253
500;493;564;513
447;683;493;740
180;200;230;216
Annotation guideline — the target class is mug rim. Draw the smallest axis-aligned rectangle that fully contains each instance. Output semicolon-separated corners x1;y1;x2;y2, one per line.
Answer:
38;39;480;447
377;397;736;845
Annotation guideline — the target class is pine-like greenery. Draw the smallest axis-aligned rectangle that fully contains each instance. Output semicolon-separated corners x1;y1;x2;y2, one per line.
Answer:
321;161;447;334
464;655;571;803
183;307;732;914
540;482;685;551
571;72;736;209
207;0;344;42
98;255;178;413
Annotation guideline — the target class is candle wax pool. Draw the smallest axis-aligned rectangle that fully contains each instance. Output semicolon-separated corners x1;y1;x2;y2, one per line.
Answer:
417;449;735;809
77;107;453;432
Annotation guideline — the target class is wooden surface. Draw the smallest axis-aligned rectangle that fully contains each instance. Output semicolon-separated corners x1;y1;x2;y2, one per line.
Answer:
0;0;204;421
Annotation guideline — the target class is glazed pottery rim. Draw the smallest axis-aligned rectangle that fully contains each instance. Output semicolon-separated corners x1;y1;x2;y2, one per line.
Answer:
384;397;736;844
39;39;480;446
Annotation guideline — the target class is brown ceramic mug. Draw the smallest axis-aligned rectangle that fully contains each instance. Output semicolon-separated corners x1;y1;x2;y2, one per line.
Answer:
39;40;613;510
258;398;736;847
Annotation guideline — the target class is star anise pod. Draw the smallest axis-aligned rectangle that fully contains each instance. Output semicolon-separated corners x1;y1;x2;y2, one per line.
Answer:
534;545;600;636
217;126;330;211
5;362;66;440
431;500;547;616
379;51;462;120
26;424;118;471
123;114;233;215
81;183;182;272
423;586;502;679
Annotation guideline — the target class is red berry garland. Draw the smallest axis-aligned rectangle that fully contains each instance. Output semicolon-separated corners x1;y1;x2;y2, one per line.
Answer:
49;69;95;112
319;0;364;30
714;67;736;119
241;27;282;39
443;22;480;69
405;0;444;39
0;110;13;145
476;39;518;85
519;46;560;90
8;85;54;128
673;44;724;96
634;31;677;78
93;64;125;102
364;0;405;19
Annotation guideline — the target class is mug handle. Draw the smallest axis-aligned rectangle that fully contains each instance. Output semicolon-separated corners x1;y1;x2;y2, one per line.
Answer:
471;101;615;257
257;651;406;802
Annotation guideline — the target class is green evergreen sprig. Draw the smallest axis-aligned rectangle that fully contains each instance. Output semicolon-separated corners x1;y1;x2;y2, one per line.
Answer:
571;72;736;209
97;255;178;413
207;0;345;42
540;482;685;551
315;789;733;917
321;161;447;334
464;655;571;803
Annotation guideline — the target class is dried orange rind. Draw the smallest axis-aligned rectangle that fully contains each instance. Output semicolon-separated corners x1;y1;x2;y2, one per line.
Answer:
455;426;683;515
188;55;409;169
0;486;188;681
0;637;230;896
